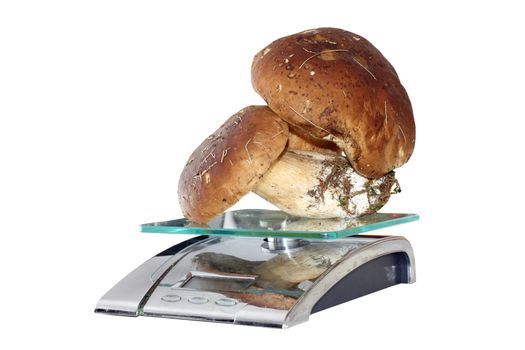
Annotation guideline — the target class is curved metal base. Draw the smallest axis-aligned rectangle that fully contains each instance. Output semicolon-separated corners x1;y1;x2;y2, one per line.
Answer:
284;236;415;327
95;235;415;328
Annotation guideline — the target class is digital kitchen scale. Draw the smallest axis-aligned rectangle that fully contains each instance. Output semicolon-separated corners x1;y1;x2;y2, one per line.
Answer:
95;209;418;328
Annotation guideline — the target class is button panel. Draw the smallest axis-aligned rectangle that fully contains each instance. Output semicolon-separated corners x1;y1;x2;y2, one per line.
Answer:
161;293;239;307
144;289;248;323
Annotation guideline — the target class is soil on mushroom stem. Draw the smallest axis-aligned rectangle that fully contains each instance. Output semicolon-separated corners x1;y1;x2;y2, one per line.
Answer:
306;157;352;206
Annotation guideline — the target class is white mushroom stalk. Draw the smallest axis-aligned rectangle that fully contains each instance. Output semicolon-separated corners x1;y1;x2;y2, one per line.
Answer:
253;149;399;219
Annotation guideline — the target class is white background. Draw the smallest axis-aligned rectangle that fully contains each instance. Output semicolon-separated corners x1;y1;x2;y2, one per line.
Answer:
1;0;524;349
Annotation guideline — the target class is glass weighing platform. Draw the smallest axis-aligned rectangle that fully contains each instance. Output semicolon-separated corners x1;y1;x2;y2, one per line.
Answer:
95;210;418;328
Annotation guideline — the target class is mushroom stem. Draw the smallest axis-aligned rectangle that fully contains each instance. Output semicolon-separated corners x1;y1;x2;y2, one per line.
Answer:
253;149;398;218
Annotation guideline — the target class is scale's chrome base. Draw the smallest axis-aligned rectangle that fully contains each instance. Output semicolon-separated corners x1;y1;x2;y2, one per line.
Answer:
95;235;415;328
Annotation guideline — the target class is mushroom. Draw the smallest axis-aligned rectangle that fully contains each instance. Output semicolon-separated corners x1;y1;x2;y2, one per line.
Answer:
253;149;398;219
179;106;398;224
251;27;416;179
178;28;415;223
287;124;340;155
178;106;289;224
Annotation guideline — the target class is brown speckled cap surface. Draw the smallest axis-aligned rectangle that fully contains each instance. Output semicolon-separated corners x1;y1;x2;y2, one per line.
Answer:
287;124;340;155
251;27;415;179
178;106;289;224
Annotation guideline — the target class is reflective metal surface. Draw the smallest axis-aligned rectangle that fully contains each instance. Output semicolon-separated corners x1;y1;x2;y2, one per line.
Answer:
96;235;415;327
95;236;209;316
284;236;415;327
262;238;310;252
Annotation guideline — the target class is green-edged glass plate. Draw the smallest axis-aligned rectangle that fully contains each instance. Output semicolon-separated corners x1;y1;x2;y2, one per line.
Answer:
141;209;418;239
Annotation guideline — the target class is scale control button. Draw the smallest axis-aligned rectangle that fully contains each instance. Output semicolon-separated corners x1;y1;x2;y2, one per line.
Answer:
188;296;209;304
161;294;182;302
215;298;237;307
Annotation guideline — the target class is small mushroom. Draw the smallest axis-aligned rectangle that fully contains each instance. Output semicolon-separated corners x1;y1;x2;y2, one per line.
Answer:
178;106;289;224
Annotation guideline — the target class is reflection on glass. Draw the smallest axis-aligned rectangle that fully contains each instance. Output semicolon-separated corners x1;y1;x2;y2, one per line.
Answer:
185;239;363;309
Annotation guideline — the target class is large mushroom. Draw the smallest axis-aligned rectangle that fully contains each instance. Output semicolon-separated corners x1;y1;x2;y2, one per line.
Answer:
251;27;415;179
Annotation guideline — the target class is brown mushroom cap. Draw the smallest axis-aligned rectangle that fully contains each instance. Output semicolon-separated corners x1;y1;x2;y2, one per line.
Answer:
178;106;289;223
251;27;415;179
288;124;340;155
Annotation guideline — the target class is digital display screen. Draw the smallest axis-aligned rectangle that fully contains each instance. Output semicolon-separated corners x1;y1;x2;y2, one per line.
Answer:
182;276;254;292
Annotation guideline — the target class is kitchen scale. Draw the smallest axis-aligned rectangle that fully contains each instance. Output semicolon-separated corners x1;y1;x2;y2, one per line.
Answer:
95;209;418;328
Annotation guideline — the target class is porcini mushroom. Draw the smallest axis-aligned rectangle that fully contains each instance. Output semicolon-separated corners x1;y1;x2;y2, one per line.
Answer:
288;124;340;155
252;27;416;179
178;106;289;224
253;149;398;219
